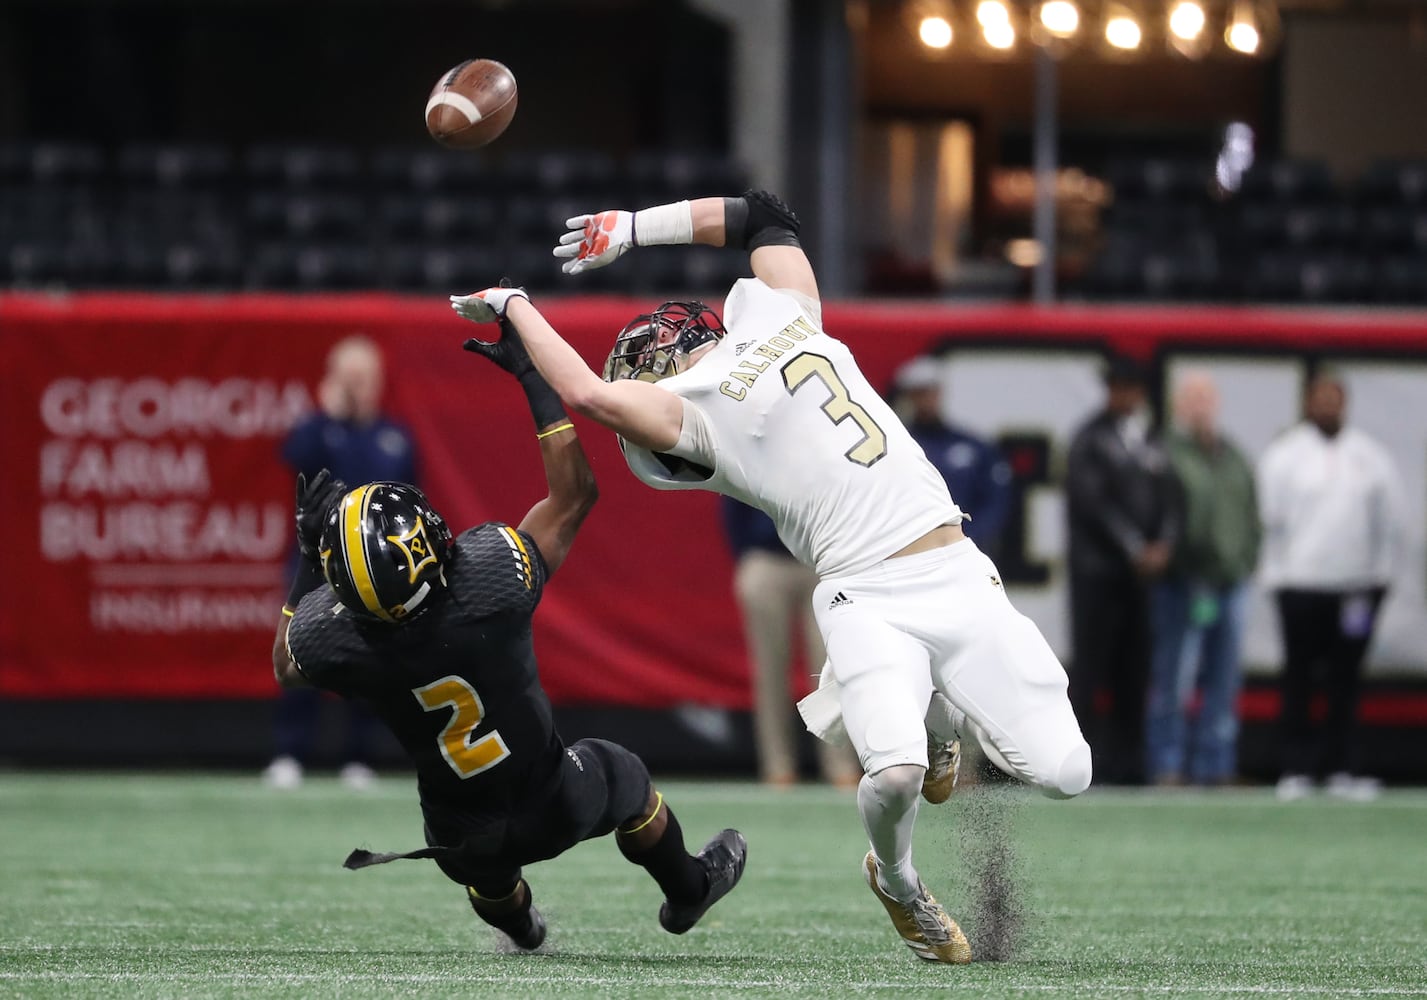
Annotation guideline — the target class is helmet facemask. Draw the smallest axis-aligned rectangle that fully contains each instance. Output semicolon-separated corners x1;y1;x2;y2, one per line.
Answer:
602;301;726;383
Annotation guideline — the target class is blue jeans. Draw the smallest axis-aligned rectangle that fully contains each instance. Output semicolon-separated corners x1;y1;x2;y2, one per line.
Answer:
1146;579;1248;783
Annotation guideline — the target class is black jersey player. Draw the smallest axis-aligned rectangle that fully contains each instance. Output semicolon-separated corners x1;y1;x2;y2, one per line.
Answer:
269;315;746;950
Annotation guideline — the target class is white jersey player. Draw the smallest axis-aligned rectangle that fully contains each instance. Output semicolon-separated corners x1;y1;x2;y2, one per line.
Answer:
451;190;1091;966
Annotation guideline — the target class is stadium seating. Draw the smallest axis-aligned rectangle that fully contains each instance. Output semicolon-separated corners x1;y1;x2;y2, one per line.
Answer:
1079;155;1427;303
0;140;748;295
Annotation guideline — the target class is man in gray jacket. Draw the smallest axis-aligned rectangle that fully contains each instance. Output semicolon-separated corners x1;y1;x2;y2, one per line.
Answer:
1147;372;1259;786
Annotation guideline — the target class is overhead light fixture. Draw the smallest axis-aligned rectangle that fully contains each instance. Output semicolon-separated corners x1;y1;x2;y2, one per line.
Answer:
1039;0;1080;38
1225;5;1261;54
984;19;1017;47
1105;14;1142;49
919;14;954;48
1167;0;1205;40
976;0;1012;28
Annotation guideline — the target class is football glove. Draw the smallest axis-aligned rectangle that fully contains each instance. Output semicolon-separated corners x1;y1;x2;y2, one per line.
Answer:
460;319;535;377
295;468;347;563
553;210;635;274
449;284;530;324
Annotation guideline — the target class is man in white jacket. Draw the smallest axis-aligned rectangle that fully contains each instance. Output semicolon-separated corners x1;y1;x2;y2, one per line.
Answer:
1257;371;1406;801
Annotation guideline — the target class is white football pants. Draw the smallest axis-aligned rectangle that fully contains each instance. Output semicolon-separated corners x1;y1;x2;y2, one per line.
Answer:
810;537;1091;799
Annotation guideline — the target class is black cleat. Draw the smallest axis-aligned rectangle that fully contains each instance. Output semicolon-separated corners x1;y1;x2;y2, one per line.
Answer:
508;904;547;951
659;828;747;935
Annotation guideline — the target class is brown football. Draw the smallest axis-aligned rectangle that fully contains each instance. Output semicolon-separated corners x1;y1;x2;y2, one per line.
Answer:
425;59;518;149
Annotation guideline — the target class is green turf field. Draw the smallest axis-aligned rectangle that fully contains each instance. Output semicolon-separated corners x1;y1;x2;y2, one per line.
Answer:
2;774;1424;999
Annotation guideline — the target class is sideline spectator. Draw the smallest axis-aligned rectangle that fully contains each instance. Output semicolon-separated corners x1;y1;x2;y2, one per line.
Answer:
1066;354;1179;786
263;335;418;790
1147;372;1259;786
1258;371;1405;802
893;356;1015;561
721;497;861;788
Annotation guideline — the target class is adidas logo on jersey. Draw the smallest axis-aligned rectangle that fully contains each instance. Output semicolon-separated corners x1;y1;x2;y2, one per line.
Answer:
828;591;853;609
733;342;751;355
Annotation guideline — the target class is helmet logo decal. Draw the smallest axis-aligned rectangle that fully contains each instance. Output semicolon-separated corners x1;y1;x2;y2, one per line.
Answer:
387;516;439;585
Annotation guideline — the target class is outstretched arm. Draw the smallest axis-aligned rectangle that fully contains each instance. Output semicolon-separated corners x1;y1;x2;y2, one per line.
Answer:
460;305;600;576
555;191;819;302
451;287;685;453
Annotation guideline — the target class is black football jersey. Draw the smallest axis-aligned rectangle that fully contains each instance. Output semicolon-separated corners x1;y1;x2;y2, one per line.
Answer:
287;522;564;810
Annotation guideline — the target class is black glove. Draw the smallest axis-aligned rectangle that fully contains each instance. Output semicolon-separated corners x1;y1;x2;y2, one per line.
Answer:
461;279;533;375
295;468;347;562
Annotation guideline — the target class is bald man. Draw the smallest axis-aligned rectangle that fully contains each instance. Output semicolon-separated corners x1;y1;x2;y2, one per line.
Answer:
1147;372;1258;786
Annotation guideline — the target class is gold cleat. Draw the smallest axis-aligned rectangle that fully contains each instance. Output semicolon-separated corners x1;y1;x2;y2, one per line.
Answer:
863;852;972;964
922;738;961;804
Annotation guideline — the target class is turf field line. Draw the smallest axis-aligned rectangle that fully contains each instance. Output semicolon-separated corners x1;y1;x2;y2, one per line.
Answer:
1;971;1424;995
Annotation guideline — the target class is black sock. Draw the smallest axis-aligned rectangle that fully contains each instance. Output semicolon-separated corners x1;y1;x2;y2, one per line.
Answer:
467;883;535;938
618;807;709;906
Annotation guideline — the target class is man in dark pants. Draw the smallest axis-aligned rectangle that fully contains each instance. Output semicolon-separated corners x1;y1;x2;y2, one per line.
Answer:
1258;372;1405;801
269;321;746;947
1065;355;1179;785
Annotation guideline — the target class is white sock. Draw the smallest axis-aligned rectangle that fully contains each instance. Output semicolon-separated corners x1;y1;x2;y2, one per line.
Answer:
858;765;924;902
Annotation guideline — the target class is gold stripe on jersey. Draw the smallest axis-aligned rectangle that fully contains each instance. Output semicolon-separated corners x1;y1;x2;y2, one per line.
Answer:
342;484;393;621
500;526;534;590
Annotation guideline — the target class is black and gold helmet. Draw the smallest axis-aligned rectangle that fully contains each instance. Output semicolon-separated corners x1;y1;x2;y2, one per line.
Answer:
602;300;726;383
319;482;453;623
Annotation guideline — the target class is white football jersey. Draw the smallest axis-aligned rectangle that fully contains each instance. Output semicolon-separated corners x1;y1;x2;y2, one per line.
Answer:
621;278;962;577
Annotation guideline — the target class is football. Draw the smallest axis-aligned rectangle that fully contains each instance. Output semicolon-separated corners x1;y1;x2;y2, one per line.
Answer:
425;59;518;149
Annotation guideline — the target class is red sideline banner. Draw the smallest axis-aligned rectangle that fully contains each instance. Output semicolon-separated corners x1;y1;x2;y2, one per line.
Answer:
2;293;1426;706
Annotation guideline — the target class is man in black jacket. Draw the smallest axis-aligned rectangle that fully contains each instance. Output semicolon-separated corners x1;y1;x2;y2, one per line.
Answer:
1065;355;1179;785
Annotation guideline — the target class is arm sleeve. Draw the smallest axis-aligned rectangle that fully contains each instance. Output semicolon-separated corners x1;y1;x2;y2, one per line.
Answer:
1370;448;1408;582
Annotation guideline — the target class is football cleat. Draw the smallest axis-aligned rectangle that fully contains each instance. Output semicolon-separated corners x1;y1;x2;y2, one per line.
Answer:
863;852;972;964
922;737;961;804
659;828;747;934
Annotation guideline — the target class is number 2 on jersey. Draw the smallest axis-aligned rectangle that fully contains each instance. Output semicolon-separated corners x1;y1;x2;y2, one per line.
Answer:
412;675;511;779
782;352;889;466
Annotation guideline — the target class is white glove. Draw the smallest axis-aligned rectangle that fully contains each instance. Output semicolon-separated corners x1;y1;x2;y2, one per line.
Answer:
449;286;530;323
553;211;635;274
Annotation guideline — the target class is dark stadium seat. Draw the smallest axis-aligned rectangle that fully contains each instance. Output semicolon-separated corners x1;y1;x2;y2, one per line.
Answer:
1238;160;1337;204
117;144;234;189
244;145;362;189
245;192;367;241
1243;251;1370;303
1105;159;1211;205
381;243;506;293
0;142;108;185
628;151;747;202
247;243;376;290
370;148;496;193
1356;161;1427;207
1371;255;1427;303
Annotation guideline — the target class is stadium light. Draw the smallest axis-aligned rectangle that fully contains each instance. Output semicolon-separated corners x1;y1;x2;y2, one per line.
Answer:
976;0;1012;28
1168;1;1206;40
1105;13;1142;49
919;14;954;48
1225;4;1261;54
984;19;1017;48
1039;0;1080;38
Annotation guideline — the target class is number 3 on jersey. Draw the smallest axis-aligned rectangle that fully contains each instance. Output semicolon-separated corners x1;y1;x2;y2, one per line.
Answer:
782;352;888;467
412;675;511;778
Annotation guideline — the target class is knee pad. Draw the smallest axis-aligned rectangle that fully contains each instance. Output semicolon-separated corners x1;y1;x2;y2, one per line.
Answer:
1046;741;1092;799
863;763;924;806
